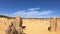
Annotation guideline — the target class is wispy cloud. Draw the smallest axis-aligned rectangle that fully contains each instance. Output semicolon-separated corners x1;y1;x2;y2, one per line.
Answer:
13;8;54;18
27;7;40;11
0;7;55;18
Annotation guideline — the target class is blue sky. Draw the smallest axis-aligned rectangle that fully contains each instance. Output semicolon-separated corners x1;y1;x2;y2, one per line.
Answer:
0;0;60;18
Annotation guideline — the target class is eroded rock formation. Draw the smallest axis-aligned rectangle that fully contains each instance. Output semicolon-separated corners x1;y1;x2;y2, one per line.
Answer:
50;16;57;31
6;16;23;34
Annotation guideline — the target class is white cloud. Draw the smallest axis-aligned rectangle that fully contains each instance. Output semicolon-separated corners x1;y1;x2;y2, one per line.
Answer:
0;8;55;18
13;8;54;18
27;7;40;11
